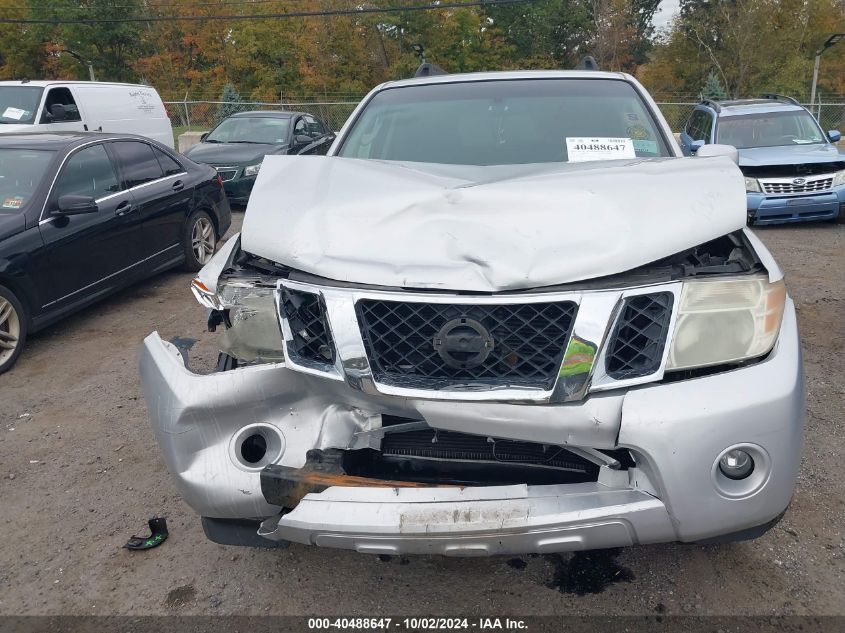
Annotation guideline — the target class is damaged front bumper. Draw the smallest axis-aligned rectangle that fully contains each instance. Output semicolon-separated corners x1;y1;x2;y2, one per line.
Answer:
139;299;803;555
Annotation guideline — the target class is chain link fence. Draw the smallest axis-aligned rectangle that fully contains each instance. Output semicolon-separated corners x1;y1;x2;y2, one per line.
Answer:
165;99;845;144
164;100;360;137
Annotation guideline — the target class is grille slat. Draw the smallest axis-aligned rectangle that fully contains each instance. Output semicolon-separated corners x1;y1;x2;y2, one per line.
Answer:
605;293;673;380
280;289;334;368
760;177;833;194
214;167;239;182
357;300;577;390
382;429;593;473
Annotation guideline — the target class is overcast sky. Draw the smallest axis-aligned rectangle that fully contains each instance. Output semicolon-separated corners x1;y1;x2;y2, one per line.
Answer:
653;0;680;29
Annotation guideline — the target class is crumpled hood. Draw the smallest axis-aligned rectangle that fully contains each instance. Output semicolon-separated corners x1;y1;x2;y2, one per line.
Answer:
738;143;843;167
241;156;746;292
185;142;285;165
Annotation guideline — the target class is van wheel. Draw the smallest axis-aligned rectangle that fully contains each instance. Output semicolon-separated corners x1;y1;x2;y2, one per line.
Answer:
183;211;217;271
0;285;27;375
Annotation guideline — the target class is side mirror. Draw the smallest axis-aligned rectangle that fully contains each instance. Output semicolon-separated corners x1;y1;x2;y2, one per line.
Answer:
56;194;98;215
828;130;841;143
295;134;313;145
200;132;209;142
695;143;739;164
49;104;67;122
689;139;705;154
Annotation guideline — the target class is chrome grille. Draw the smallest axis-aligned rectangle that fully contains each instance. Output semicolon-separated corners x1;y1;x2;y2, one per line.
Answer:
356;300;577;390
760;175;833;195
605;293;674;379
214;166;239;182
280;289;334;368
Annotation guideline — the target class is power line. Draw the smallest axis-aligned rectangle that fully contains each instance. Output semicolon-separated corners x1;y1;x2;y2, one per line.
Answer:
0;0;533;23
7;0;338;11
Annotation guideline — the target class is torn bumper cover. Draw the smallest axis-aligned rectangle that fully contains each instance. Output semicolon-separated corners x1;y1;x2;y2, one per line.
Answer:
139;300;803;555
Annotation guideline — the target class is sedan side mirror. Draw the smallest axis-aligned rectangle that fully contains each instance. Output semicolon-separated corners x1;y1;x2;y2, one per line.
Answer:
48;104;67;122
56;194;98;215
200;132;209;142
828;130;841;143
295;134;313;145
695;143;739;164
689;139;705;154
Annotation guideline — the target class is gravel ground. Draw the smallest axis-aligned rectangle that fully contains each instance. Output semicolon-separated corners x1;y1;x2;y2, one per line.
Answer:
0;213;843;617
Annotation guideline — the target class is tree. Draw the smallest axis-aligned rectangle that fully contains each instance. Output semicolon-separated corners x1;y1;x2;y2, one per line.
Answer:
701;70;727;99
216;84;242;121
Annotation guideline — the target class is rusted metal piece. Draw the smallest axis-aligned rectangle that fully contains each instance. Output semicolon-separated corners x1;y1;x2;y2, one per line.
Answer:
261;449;446;509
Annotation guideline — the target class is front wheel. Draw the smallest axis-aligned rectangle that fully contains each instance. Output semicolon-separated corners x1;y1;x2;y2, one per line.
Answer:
0;285;27;375
183;211;217;271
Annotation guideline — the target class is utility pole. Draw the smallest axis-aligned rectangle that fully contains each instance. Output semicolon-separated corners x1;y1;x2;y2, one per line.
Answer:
810;33;845;115
63;48;96;81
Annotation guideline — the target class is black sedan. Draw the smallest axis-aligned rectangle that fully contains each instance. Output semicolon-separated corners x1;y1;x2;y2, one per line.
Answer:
183;110;335;204
0;132;231;373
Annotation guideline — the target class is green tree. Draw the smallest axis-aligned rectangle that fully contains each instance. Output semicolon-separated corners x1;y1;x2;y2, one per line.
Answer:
216;84;242;121
701;70;727;99
31;0;145;81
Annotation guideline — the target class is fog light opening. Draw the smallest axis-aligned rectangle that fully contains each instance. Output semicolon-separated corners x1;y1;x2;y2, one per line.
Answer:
241;433;268;464
230;423;285;471
719;449;755;480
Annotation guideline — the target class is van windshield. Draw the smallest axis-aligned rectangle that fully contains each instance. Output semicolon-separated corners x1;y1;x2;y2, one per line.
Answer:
0;87;44;124
338;79;671;165
0;149;54;213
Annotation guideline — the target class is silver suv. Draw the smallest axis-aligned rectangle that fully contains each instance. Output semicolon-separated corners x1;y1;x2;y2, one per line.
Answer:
141;71;803;555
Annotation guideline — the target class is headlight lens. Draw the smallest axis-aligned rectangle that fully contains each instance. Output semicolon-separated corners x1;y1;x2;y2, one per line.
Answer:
744;176;761;193
667;275;786;371
191;277;284;363
244;162;262;177
832;168;845;187
219;284;284;363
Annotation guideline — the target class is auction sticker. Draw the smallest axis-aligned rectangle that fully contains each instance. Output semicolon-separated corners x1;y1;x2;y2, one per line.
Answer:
2;196;23;209
566;137;635;162
2;107;26;120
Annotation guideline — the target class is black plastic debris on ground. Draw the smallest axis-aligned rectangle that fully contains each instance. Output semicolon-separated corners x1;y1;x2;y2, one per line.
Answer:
124;517;169;551
544;548;634;595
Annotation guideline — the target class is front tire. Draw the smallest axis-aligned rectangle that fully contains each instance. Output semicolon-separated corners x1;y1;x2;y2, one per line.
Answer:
183;211;217;272
0;285;27;375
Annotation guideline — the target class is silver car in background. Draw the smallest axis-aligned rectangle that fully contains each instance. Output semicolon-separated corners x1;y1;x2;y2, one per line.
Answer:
140;70;803;555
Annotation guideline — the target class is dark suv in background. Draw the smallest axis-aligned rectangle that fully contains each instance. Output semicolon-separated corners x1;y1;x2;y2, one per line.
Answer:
681;94;844;225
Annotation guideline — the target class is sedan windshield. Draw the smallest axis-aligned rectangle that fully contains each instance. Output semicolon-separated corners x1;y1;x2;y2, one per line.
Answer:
0;86;44;124
205;117;290;144
716;110;826;148
0;148;54;213
338;78;671;165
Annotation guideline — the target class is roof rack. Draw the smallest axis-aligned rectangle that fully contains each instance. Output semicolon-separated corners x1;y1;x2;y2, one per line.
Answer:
760;93;801;105
414;62;447;78
700;98;722;113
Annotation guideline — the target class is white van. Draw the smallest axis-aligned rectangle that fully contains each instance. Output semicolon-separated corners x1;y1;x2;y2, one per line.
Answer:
0;80;174;148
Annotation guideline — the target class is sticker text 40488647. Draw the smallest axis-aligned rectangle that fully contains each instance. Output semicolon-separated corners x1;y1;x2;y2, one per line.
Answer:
565;137;636;163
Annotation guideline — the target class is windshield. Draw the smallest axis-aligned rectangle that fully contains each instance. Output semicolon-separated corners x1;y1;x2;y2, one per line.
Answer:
0;86;44;124
205;117;291;144
338;78;670;165
716;110;826;148
0;148;54;213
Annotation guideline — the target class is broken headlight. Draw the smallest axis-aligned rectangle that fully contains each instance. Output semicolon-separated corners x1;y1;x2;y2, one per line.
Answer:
667;274;786;371
191;277;285;363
